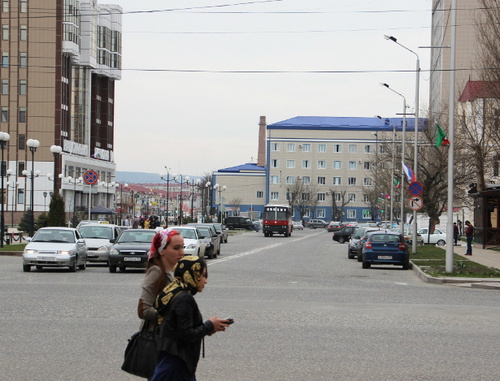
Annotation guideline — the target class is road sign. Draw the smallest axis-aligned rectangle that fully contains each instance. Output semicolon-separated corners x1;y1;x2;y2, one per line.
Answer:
408;196;423;210
408;181;424;196
83;170;98;185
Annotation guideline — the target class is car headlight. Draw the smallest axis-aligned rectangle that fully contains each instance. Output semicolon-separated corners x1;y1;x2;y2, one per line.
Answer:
110;248;119;255
24;249;37;254
58;250;73;256
186;243;196;249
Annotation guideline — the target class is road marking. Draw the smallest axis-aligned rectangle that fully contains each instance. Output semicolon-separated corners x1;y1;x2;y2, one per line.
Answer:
208;233;321;266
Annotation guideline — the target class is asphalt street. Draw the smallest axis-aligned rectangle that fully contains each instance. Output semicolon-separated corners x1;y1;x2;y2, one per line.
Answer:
1;229;499;380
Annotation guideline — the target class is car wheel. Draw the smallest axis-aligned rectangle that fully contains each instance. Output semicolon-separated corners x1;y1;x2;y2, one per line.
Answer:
208;248;214;259
309;225;314;229
362;260;371;269
348;249;354;260
109;265;117;273
36;265;43;270
224;237;228;243
119;266;126;272
436;239;446;246
69;260;77;272
79;261;86;270
23;264;31;272
402;259;410;270
338;237;345;244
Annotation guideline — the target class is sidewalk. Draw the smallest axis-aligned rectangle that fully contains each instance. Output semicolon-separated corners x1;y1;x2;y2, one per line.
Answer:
411;242;500;290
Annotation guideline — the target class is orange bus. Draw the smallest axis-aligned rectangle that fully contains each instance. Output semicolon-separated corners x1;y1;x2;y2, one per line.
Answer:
262;204;293;237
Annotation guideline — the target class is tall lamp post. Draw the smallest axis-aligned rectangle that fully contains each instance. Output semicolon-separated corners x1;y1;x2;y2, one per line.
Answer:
116;183;129;225
161;167;175;226
189;179;201;222
382;83;407;234
26;139;40;237
205;181;213;222
174;175;189;225
100;181;117;208
8;179;17;228
49;145;62;196
384;34;420;254
0;132;10;247
66;176;83;224
214;183;227;223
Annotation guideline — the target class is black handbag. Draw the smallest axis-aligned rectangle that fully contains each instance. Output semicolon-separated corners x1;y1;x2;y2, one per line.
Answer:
121;320;159;379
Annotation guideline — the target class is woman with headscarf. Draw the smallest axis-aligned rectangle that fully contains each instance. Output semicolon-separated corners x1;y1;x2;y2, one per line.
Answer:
151;256;231;381
137;228;185;323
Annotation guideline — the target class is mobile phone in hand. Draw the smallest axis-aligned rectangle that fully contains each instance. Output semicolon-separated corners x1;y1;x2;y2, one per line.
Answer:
224;316;234;325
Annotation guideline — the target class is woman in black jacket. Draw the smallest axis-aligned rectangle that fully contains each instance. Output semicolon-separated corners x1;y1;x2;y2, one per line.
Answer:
152;256;231;381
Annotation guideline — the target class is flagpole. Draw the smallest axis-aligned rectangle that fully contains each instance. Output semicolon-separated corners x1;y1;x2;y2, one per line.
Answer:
390;123;395;229
446;0;457;273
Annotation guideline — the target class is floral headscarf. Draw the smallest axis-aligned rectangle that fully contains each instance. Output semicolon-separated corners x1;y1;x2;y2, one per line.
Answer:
155;256;207;321
147;228;180;260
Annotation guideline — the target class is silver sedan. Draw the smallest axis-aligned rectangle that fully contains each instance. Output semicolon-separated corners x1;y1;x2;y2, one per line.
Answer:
22;227;87;272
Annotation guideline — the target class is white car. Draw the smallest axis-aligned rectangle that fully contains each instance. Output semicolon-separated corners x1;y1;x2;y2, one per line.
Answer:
417;228;447;246
292;221;304;230
78;223;122;263
171;226;205;256
22;227;87;272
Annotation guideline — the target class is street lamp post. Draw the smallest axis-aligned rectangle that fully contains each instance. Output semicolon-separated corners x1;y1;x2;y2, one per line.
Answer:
43;192;48;211
382;83;408;234
189;179;201;222
26;139;40;237
8;179;17;228
205;181;213;222
49;145;62;196
66;176;83;224
0;132;10;247
214;183;227;223
161;168;175;226
174;175;189;225
385;34;420;254
101;181;116;209
116;183;129;225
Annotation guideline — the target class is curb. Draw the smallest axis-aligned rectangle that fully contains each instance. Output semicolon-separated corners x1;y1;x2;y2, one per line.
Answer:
410;260;500;289
0;251;22;256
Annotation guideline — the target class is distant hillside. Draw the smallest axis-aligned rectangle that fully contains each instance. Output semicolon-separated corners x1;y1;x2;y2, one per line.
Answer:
116;171;162;184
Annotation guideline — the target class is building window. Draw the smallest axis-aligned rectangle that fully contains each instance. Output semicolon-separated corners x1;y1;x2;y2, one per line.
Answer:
317;160;326;169
364;145;372;154
2;1;8;13
348;193;356;202
19;80;27;95
18;161;25;175
20;53;27;68
334;193;341;202
302;160;310;169
286;160;295;168
271;159;279;168
348;177;357;186
256;191;263;198
2;25;8;40
302;176;310;185
302;143;311;152
1;79;7;95
286;176;295;184
271;175;279;184
349;144;357;153
20;25;27;41
318;144;326;153
362;210;372;219
18;134;26;150
333;144;342;153
363;194;370;202
271;192;279;201
19;108;26;123
17;189;24;204
271;143;280;151
301;193;310;201
318;176;326;185
1;107;7;122
363;178;373;186
317;193;326;202
364;162;370;170
20;0;28;13
348;161;357;170
316;209;326;218
333;161;341;169
347;209;356;219
333;177;341;185
287;143;295;152
2;53;8;68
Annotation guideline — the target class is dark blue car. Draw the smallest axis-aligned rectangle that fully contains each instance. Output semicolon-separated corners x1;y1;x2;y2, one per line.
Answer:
360;231;410;270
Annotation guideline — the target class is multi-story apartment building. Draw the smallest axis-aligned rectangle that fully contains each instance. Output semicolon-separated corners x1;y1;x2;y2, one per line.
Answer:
213;116;417;223
0;0;122;225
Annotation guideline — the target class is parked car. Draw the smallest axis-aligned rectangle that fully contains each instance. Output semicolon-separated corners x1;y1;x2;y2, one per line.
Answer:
355;228;385;262
347;227;381;259
392;228;424;246
108;229;156;273
171;226;205;256
327;221;344;232
196;226;220;259
212;222;229;243
76;220;110;228
417;228;447;246
224;216;255;230
306;219;329;229
332;226;357;244
292;221;304;230
22;227;87;272
78;223;122;264
360;231;410;270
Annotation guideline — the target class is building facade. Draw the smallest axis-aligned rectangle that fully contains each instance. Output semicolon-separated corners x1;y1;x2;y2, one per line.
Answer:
0;0;122;225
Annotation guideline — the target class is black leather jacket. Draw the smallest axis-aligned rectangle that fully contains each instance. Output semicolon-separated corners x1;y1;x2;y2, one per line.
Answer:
157;291;214;375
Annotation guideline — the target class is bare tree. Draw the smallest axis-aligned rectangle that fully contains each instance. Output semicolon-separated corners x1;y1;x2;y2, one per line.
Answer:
286;180;319;220
229;198;242;215
329;187;349;221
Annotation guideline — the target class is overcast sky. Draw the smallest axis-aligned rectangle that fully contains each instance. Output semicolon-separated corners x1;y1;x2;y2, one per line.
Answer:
111;0;432;178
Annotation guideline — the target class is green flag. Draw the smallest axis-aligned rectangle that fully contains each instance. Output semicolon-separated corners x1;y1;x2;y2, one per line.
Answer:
436;124;449;147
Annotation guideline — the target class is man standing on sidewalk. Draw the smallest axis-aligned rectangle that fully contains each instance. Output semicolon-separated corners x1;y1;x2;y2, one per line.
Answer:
465;220;474;255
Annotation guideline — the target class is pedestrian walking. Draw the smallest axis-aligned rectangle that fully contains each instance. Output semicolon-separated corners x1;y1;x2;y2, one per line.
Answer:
152;256;232;381
464;220;474;255
453;222;459;246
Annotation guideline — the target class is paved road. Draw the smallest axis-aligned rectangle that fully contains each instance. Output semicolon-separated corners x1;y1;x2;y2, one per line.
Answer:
1;229;499;380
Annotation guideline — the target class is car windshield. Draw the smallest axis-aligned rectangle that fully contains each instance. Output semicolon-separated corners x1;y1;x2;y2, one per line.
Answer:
197;228;210;238
33;230;75;243
79;226;113;239
176;228;197;240
117;231;155;243
352;228;366;239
